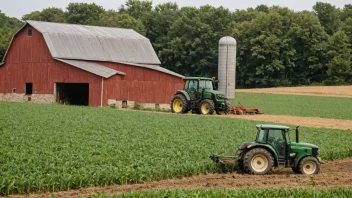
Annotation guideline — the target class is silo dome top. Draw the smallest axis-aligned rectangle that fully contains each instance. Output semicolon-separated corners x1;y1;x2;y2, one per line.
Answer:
219;36;236;46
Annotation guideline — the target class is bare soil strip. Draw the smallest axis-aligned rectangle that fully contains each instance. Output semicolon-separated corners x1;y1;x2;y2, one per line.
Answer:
236;86;352;98
14;159;352;198
231;115;352;130
119;109;352;130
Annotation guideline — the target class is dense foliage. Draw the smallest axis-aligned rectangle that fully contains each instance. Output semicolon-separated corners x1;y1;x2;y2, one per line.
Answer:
0;10;23;62
88;188;352;198
233;92;352;120
0;102;352;195
1;1;352;87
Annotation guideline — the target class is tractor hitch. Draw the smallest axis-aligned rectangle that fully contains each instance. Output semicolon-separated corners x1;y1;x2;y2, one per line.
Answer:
210;153;238;165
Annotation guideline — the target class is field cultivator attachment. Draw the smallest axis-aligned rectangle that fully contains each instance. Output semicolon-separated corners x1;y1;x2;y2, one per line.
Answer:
229;102;262;115
210;154;238;165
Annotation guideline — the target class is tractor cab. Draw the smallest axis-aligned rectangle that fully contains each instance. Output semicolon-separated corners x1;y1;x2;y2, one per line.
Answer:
255;124;291;160
183;77;222;100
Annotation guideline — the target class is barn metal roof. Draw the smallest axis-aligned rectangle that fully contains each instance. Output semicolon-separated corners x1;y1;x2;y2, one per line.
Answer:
27;20;161;65
2;21;183;79
56;59;126;78
118;62;184;78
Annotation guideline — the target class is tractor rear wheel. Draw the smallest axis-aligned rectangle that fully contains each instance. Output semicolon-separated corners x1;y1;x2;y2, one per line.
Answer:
171;94;188;113
198;99;215;115
298;157;320;175
216;99;231;115
243;148;274;175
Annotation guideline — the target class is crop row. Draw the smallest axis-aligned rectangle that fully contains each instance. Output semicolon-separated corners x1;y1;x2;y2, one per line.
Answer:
85;188;352;198
0;102;351;195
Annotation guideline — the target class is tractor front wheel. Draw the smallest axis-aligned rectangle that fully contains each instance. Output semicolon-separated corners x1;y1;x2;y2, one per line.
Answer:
199;99;215;115
298;157;320;175
216;99;231;115
243;148;274;175
171;94;188;113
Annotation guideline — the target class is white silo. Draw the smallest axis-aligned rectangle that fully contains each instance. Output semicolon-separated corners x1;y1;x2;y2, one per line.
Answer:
218;36;236;100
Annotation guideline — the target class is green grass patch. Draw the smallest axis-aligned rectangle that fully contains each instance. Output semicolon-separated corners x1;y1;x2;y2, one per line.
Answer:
86;188;352;198
0;102;351;195
233;92;352;120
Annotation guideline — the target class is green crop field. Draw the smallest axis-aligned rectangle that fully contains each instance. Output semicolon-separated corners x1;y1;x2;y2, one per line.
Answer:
0;102;352;195
86;188;352;198
233;92;352;120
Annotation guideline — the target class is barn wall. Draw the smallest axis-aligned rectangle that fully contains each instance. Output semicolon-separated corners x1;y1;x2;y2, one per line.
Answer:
101;62;184;106
0;25;102;106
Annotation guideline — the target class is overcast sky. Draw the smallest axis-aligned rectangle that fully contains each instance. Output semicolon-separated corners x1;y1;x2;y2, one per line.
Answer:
1;0;350;19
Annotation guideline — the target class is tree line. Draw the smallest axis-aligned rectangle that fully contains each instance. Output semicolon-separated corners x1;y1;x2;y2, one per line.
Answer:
0;1;351;87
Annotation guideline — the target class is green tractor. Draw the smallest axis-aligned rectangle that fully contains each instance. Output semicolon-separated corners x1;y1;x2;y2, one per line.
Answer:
210;124;321;175
171;77;230;115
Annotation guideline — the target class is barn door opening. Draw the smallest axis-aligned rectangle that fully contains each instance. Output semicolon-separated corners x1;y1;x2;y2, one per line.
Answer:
56;83;89;106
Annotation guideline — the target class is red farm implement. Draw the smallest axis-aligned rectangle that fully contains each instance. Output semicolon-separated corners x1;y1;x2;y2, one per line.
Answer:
229;102;262;115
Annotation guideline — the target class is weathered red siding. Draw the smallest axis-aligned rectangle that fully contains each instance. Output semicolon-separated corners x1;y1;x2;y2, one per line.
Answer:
0;24;184;106
101;62;184;105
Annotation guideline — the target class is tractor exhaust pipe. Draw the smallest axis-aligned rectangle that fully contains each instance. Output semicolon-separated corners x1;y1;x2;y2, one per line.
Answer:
296;126;300;143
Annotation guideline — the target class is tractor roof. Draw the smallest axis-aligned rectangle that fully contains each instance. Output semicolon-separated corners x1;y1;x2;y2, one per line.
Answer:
184;77;213;80
256;124;290;130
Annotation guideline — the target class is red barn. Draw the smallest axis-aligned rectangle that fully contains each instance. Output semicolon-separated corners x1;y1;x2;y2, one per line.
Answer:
0;21;184;107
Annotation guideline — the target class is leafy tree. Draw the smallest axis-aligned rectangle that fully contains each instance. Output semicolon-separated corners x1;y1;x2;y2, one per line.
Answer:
0;28;15;62
233;8;297;87
287;11;329;84
325;31;352;84
0;11;23;62
155;2;178;12
159;6;235;77
119;0;152;19
22;11;43;21
98;10;146;35
0;11;23;29
66;3;105;25
22;7;66;23
313;2;341;35
141;3;181;52
233;9;259;23
342;18;352;43
255;5;269;13
341;4;352;21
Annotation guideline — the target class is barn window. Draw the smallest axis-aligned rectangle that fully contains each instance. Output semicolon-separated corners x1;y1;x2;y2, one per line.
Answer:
28;28;32;37
122;100;128;108
12;88;16;93
25;83;33;95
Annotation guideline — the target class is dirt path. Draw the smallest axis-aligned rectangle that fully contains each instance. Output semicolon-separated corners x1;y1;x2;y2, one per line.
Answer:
15;159;352;198
237;86;352;98
120;109;352;130
232;115;352;130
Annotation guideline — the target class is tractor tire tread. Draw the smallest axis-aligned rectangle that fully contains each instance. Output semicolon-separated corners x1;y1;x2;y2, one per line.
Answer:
243;148;274;175
198;99;215;115
170;94;189;114
298;156;320;175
